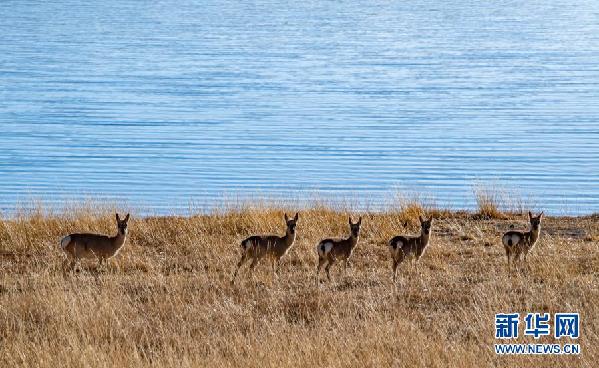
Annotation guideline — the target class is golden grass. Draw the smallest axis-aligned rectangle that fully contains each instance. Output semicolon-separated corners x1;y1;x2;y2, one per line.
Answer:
0;206;598;367
473;184;528;219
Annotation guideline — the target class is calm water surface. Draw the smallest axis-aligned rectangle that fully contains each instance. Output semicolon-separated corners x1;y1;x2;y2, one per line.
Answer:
1;1;599;214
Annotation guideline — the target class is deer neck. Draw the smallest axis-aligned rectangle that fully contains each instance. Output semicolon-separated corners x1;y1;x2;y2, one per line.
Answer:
419;231;430;250
282;229;296;249
110;231;127;251
347;234;359;249
529;226;540;244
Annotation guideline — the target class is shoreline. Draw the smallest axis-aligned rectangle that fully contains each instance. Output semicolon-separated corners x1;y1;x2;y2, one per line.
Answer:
1;185;596;217
2;204;598;222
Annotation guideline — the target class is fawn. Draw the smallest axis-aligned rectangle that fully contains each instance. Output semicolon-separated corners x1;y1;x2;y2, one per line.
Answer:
60;213;130;272
502;211;543;271
315;216;362;283
231;212;299;285
388;216;433;282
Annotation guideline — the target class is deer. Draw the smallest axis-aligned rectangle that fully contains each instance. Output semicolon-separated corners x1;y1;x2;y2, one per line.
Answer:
60;213;130;272
502;211;543;272
315;216;362;283
388;216;433;283
231;212;299;285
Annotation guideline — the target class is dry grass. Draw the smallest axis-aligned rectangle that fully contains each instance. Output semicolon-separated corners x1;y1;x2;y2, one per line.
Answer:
473;184;528;219
1;206;598;367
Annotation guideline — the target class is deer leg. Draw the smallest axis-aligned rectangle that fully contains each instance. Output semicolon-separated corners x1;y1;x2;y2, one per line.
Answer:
248;257;259;281
515;251;523;272
231;253;247;285
522;249;531;272
73;259;80;273
392;260;399;283
325;258;335;282
271;258;280;280
62;257;73;275
316;257;327;285
410;258;416;274
69;259;77;274
72;244;80;273
523;249;531;270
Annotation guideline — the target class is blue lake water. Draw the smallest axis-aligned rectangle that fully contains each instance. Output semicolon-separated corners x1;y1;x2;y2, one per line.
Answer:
1;1;599;215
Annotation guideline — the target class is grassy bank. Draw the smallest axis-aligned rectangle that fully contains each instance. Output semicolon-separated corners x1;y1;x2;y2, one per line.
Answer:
0;206;597;367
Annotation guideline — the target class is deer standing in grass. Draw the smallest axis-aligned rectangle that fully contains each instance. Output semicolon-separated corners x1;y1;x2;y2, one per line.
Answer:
60;213;130;272
231;212;299;285
388;216;433;283
502;211;543;272
315;216;362;283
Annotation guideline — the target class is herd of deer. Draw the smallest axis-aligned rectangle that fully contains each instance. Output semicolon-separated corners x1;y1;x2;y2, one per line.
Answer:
59;211;544;283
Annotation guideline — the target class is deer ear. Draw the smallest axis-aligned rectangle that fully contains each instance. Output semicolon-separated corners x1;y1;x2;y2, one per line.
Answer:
539;211;544;219
116;213;120;221
528;211;533;220
419;215;424;223
348;216;353;225
284;213;289;222
294;212;299;221
125;213;130;222
429;216;434;222
358;216;362;225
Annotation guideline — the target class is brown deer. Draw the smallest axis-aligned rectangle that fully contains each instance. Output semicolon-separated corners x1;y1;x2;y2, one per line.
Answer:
315;216;362;283
388;216;433;282
60;213;130;272
231;212;299;284
502;211;543;272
